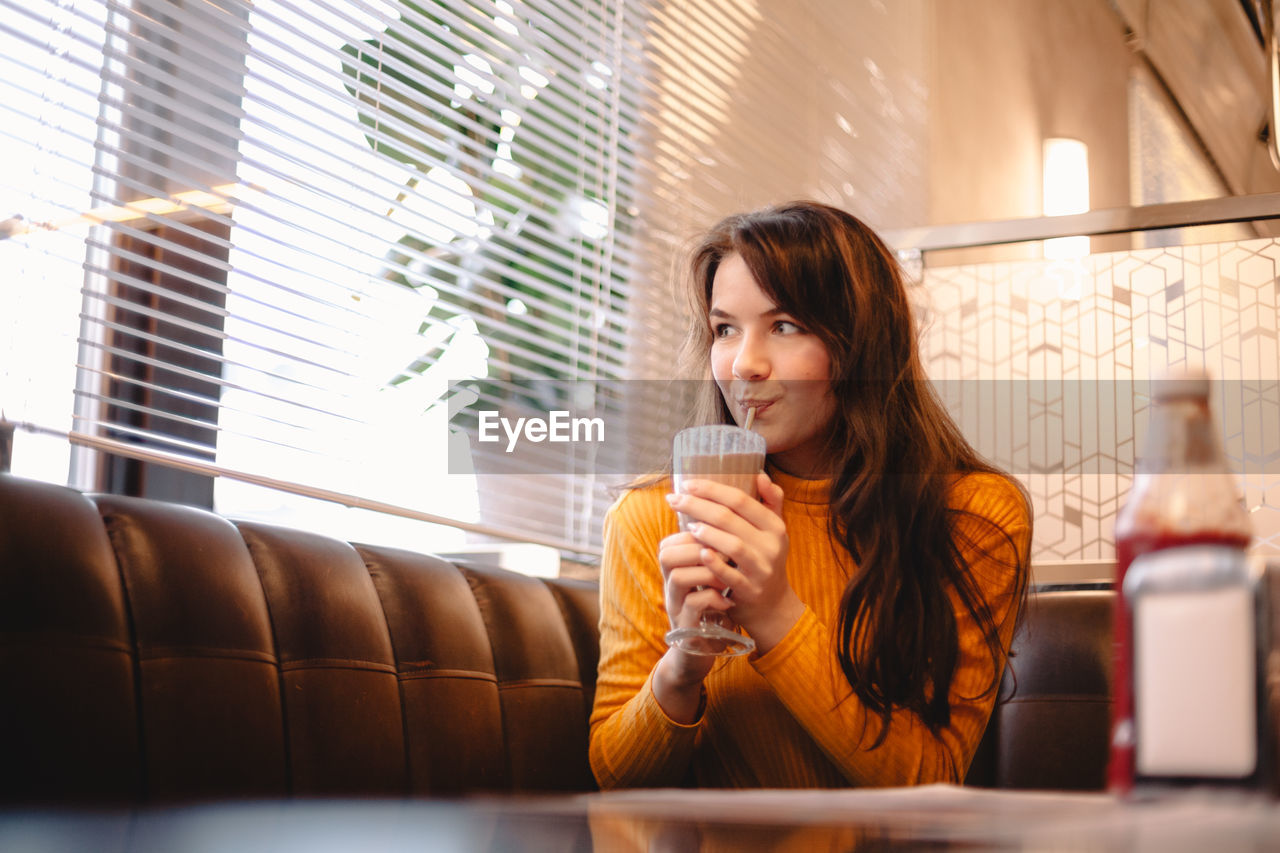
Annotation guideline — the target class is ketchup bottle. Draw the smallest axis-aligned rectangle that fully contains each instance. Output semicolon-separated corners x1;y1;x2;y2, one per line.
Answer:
1109;369;1255;793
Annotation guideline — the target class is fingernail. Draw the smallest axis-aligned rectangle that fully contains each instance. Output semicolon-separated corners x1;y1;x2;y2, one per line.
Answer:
664;493;678;506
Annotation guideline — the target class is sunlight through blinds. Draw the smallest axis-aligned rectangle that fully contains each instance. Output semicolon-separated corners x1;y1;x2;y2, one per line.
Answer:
1;0;930;563
2;0;664;559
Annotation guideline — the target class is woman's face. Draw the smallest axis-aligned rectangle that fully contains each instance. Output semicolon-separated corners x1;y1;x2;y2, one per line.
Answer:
708;253;836;478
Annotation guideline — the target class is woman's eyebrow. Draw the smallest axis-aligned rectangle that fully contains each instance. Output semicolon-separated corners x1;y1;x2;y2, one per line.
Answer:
708;306;788;320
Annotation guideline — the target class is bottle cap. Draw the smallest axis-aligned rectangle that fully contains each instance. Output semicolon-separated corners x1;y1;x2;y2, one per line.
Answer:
1151;367;1210;401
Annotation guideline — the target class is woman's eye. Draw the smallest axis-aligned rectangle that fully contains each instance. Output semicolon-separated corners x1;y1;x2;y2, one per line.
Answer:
712;323;735;338
775;320;802;334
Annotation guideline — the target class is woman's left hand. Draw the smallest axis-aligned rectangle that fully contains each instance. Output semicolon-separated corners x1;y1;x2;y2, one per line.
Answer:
664;471;805;652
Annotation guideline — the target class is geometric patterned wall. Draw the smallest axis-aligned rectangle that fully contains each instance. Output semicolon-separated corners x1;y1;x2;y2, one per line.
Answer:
917;237;1280;563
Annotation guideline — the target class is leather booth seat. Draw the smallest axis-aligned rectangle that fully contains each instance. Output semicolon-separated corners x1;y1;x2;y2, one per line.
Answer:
0;474;599;803
965;588;1115;790
0;473;1113;803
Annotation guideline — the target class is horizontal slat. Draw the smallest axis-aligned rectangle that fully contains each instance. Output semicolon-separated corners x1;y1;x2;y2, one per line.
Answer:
242;0;645;202
86;5;647;299
6;63;645;350
3;0;697;556
90;129;640;361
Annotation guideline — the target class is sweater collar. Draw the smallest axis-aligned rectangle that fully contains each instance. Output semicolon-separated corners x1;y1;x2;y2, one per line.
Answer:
766;463;831;507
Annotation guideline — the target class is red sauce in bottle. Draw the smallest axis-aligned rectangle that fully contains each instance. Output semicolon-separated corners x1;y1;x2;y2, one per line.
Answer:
1107;371;1254;793
1108;528;1252;792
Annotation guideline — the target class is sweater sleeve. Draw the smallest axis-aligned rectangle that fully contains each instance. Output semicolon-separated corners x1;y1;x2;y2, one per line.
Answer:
588;487;700;789
751;473;1031;786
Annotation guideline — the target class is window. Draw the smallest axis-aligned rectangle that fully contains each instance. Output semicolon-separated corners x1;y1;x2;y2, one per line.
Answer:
3;0;933;566
4;0;658;560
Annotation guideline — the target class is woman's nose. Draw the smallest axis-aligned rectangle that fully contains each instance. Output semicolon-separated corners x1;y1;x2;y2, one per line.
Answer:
732;333;770;380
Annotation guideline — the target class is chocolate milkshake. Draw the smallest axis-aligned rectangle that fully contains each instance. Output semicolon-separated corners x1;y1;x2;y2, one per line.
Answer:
672;450;764;528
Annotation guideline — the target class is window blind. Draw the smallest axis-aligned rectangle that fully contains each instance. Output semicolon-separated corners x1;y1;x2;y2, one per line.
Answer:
2;0;931;565
2;0;671;560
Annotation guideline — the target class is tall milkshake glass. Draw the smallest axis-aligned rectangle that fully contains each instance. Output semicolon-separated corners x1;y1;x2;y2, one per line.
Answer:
666;424;766;657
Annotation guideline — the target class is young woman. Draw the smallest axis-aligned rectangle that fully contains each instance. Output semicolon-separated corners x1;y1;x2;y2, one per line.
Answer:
589;200;1032;789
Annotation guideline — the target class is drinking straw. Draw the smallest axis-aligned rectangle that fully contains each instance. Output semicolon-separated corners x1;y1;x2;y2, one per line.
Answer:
743;406;757;431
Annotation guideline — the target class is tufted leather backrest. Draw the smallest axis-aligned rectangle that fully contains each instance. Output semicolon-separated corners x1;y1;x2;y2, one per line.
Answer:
965;588;1115;790
1;473;1117;802
0;474;598;804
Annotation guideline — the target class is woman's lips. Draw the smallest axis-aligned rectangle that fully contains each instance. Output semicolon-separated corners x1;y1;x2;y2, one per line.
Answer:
737;399;776;417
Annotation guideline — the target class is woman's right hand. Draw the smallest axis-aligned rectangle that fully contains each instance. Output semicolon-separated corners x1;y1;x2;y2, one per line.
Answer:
651;529;728;720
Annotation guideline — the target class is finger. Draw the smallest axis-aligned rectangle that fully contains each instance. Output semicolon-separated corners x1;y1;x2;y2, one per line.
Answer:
685;522;746;568
658;547;703;578
658;531;701;562
687;581;735;613
693;544;748;596
677;479;783;532
664;569;733;619
668;490;758;540
757;472;786;516
665;566;717;595
674;496;783;561
658;543;713;587
677;478;759;508
658;530;699;550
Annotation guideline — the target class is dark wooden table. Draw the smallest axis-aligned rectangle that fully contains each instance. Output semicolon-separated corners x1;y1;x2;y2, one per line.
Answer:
3;784;1278;851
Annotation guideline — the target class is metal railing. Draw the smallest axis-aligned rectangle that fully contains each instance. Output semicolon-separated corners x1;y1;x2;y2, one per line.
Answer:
882;191;1280;254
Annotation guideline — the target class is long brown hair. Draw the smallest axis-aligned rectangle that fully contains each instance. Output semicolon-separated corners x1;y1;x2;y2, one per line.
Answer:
680;200;1030;741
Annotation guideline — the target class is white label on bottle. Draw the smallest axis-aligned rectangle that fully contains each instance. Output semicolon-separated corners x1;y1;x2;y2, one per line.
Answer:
1134;585;1256;777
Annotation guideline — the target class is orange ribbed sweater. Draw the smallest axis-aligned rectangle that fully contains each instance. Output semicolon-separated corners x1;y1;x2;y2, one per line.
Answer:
588;468;1031;789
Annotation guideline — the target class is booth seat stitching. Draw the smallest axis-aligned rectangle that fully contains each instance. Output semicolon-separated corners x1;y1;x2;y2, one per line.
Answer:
498;678;583;690
354;553;415;791
92;504;151;800
398;668;498;683
278;658;397;673
136;646;277;663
